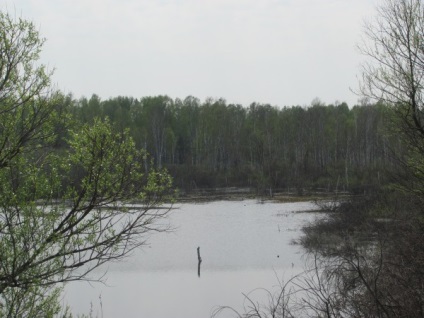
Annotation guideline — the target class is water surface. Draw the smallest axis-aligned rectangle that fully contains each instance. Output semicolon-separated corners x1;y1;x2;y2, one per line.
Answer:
65;200;319;318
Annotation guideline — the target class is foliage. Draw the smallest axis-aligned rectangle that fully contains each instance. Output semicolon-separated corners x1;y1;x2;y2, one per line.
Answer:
360;0;424;197
71;94;400;194
0;10;174;316
0;285;65;318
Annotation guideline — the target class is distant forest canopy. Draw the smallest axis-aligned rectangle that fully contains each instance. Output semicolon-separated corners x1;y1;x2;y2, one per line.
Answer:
62;94;402;194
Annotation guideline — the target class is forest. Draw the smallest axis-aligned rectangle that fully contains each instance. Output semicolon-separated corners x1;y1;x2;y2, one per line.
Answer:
66;94;401;194
1;0;423;316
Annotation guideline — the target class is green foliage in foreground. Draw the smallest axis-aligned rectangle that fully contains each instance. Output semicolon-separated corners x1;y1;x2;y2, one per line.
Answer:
0;115;174;316
0;10;174;317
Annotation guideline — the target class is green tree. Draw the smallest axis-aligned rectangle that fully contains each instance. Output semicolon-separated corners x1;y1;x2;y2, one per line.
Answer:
0;10;173;316
360;0;424;195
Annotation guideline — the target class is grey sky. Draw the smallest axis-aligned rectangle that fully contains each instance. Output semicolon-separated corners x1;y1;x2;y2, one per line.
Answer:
2;0;377;107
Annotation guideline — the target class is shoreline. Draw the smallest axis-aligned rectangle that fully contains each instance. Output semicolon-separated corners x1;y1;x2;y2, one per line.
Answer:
175;187;350;203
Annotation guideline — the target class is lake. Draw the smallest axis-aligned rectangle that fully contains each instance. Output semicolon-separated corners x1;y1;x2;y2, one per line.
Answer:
64;200;319;318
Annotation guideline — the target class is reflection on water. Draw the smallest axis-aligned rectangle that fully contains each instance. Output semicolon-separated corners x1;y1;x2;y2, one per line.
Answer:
64;200;319;318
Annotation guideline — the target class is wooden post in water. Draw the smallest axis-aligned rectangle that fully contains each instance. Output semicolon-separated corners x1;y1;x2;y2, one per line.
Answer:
197;246;202;277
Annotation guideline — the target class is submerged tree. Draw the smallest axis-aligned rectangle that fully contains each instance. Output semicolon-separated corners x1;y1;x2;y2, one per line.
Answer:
0;10;173;317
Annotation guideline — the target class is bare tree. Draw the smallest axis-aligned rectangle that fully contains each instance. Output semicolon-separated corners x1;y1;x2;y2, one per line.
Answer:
359;0;424;194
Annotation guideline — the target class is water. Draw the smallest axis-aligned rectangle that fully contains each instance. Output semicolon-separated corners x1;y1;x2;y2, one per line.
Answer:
64;200;319;318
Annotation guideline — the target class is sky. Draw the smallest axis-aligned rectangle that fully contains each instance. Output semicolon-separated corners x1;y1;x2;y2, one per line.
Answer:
2;0;377;107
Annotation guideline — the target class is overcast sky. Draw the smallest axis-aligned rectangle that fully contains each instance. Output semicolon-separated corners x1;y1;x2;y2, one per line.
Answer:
2;0;377;107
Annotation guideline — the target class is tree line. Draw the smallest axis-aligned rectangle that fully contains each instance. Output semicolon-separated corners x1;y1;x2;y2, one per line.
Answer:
66;94;402;194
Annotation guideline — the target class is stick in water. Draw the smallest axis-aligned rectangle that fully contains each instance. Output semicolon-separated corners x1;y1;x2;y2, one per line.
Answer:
197;246;202;277
197;246;202;263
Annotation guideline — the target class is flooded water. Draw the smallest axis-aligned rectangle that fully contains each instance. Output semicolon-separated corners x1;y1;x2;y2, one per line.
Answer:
64;200;319;318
